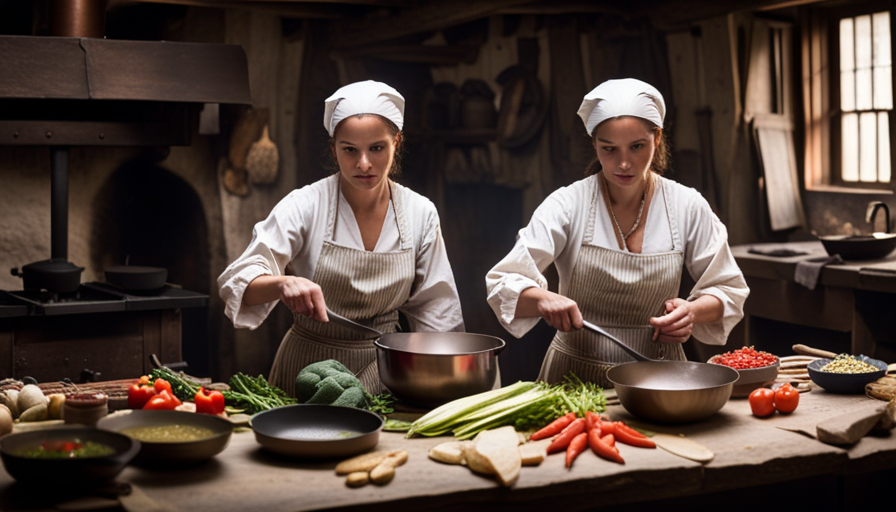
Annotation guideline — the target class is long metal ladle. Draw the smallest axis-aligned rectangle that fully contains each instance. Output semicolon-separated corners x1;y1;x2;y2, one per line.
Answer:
325;307;382;339
581;320;656;362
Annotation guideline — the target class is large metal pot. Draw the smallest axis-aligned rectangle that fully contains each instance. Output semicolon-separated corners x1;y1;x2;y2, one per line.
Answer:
584;321;738;424
327;309;505;407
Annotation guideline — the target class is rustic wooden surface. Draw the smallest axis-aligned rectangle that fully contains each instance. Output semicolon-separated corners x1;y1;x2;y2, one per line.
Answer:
0;391;892;511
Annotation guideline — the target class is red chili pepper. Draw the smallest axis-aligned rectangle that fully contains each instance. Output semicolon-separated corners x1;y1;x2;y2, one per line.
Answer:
589;428;624;464
612;421;648;439
143;389;181;410
613;424;656;448
712;346;778;369
546;418;585;454
194;387;225;415
601;433;615;448
585;411;600;432
565;432;588;469
127;375;156;409
597;420;616;437
530;412;577;441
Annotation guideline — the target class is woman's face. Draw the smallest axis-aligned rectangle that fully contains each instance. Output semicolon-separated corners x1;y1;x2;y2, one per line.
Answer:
333;115;399;194
593;116;659;191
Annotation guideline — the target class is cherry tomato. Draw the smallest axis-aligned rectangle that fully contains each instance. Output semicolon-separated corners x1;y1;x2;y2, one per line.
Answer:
748;387;776;417
774;383;800;414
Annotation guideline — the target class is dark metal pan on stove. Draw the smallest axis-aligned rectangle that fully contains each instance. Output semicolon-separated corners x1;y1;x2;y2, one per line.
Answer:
584;321;739;424
250;404;383;458
104;265;167;291
326;308;505;407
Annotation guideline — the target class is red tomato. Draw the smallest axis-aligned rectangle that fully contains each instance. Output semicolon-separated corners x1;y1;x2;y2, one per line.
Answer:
748;388;776;417
774;383;800;414
153;378;173;395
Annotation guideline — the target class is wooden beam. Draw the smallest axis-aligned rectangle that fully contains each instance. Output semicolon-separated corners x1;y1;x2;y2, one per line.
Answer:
330;44;480;64
122;0;356;18
649;0;826;30
333;0;537;48
498;1;626;15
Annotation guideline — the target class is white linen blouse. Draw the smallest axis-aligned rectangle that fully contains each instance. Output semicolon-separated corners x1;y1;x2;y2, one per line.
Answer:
218;174;465;333
486;174;749;344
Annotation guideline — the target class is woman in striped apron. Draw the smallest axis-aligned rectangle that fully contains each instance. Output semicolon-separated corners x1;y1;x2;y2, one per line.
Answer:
486;78;749;387
219;81;464;395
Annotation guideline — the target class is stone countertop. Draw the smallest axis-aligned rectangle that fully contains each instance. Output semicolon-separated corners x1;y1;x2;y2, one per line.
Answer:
0;391;893;511
732;241;896;293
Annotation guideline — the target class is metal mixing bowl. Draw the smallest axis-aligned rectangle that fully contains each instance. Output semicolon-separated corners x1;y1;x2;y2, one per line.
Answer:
608;361;739;423
375;332;505;407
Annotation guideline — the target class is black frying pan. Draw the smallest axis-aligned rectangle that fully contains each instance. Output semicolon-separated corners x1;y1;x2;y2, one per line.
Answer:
583;321;739;423
250;404;383;458
104;265;167;291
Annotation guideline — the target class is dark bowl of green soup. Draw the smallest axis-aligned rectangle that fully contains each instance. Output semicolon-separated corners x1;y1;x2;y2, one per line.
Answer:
0;426;139;484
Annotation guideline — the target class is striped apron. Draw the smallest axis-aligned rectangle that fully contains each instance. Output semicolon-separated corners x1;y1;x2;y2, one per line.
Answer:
537;177;686;388
268;180;416;396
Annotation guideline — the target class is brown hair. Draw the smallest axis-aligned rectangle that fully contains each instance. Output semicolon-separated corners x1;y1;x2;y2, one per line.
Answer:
325;114;405;177
584;124;670;177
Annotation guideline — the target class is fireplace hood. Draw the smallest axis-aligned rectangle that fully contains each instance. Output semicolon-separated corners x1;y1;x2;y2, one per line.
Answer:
0;35;251;146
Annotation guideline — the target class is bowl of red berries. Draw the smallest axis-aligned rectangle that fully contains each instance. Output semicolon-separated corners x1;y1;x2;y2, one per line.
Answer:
709;346;780;398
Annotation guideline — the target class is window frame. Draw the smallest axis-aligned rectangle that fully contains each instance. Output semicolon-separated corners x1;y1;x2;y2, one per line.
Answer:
829;2;895;188
804;0;896;191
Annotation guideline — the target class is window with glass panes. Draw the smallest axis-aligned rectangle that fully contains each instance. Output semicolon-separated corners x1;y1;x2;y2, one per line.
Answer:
838;11;892;183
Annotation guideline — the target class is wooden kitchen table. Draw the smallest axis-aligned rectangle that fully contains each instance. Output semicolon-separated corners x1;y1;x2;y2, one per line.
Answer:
0;391;893;512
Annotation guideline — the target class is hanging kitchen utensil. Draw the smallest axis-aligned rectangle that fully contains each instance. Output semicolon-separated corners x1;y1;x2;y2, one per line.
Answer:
246;124;279;185
582;320;738;423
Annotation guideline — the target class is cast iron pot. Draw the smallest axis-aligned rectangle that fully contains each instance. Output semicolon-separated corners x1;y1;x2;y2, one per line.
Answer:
584;321;739;424
104;265;168;291
327;308;505;408
11;258;84;293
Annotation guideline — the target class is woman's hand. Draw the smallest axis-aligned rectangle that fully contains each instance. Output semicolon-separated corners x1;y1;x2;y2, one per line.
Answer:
243;275;329;322
649;298;694;344
278;276;328;322
517;288;583;332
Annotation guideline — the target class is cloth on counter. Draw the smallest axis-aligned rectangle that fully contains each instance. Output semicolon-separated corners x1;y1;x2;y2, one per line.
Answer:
486;174;749;346
748;247;809;258
794;254;843;290
217;174;464;333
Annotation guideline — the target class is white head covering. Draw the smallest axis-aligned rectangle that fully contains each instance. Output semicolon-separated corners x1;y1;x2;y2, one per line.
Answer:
323;80;405;136
577;78;665;136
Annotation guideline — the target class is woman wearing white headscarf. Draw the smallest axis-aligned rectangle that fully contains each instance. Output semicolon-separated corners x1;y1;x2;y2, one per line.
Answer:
486;78;748;387
219;80;464;395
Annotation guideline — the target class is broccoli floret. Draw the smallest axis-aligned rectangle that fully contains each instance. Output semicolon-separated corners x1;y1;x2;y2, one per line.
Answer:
331;386;368;408
296;359;370;409
294;372;321;402
305;376;345;404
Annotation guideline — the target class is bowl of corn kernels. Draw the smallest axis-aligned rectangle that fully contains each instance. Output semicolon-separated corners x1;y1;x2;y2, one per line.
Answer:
808;354;887;394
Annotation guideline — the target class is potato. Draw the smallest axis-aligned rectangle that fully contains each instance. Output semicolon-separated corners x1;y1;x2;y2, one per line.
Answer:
429;441;469;465
0;405;12;436
0;392;19;419
369;462;395;485
47;394;65;420
335;450;402;475
462;441;494;475
17;384;47;413
519;438;551;466
472;426;521;487
18;403;48;423
345;472;369;488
